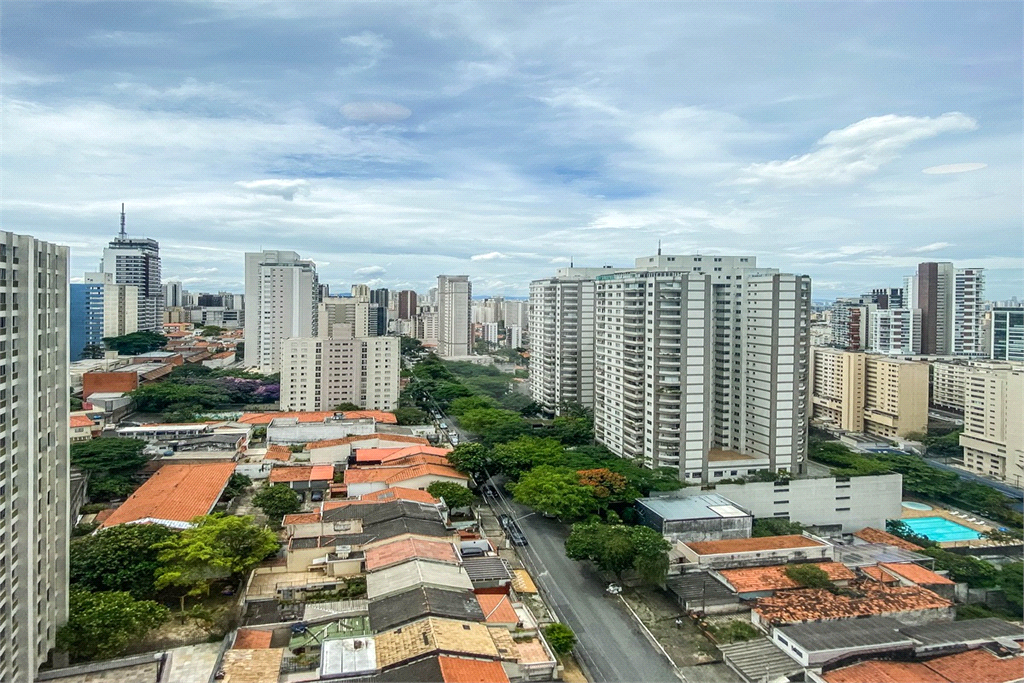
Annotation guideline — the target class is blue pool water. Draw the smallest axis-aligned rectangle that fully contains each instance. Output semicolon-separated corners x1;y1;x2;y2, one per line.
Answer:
901;501;933;511
899;516;981;542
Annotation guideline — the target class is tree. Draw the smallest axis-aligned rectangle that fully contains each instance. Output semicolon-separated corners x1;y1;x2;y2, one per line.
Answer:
449;395;497;416
101;331;168;355
458;408;528;444
70;524;175;599
393;407;428;425
886;519;937;548
565;523;671;585
200;325;226;336
922;547;999;588
753;518;808;538
333;402;362;411
447;443;493;479
129;382;230;413
545;623;576;655
630;525;672;586
80;343;105;359
400;336;424;357
155;514;278;609
785;564;835;590
222;473;252;500
998;562;1023;615
511;466;597;520
427;481;474;510
252;484;301;523
57;588;168;662
551;414;593;446
577;468;630;500
70;438;149;501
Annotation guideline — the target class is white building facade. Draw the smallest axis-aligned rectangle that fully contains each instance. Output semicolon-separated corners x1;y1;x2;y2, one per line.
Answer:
243;250;319;373
280;334;400;412
959;362;1024;487
437;275;471;358
100;209;162;332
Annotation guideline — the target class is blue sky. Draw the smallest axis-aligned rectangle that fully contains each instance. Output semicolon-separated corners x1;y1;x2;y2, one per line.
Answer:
2;2;1021;299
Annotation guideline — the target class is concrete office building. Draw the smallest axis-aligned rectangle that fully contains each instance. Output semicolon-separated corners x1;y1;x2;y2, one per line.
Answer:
396;290;418;320
280;332;400;412
162;280;183;308
243;250;318;373
830;298;869;351
529;267;611;414
810;348;928;439
437;275;471;358
70;273;138;361
991;307;1024;361
0;232;70;680
959;362;1024;487
591;255;810;483
100;205;162;332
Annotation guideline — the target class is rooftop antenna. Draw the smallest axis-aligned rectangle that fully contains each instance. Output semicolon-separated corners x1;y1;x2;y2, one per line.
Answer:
570;255;574;268
657;240;662;256
119;203;127;240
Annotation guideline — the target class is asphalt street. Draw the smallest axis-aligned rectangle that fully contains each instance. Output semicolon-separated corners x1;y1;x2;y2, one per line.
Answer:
486;481;681;683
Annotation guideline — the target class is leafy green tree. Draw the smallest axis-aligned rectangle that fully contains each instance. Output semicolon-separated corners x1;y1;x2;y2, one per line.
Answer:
998;562;1023;615
458;408;529;444
71;438;149;500
101;331;168;355
80;343;105;359
630;525;672;585
886;519;936;548
155;514;278;609
545;623;576;654
57;588;168;662
462;375;513;400
400;336;424;356
252;484;301;523
922;547;999;588
70;524;175;599
392;407;428;425
511;466;598;520
565;523;636;577
222;473;252;500
784;564;835;590
332;402;362;411
447;443;493;479
449;395;498;415
551;414;593;446
129;382;229;413
427;481;474;509
753;518;808;537
200;325;226;336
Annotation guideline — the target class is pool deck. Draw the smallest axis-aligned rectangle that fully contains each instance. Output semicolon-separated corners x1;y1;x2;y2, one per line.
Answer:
899;502;1002;548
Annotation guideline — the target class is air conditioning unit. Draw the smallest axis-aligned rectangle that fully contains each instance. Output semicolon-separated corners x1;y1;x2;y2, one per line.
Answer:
334;545;352;559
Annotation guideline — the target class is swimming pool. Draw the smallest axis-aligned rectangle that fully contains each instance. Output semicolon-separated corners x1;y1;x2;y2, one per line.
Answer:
901;501;933;511
899;516;981;543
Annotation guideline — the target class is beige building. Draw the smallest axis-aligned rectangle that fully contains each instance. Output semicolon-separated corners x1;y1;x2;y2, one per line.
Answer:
280;331;399;412
810;348;928;439
930;360;969;411
959;362;1024;487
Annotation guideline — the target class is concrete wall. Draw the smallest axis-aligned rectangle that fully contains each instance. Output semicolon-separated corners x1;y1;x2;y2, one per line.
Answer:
712;473;902;532
660;516;753;544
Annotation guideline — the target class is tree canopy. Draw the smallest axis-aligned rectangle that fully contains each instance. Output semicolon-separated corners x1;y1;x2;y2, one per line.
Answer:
564;522;672;584
57;588;168;662
101;331;168;355
70;523;175;599
252;485;301;524
392;407;429;425
426;481;474;510
784;564;835;590
545;623;576;654
511;466;598;521
70;438;149;501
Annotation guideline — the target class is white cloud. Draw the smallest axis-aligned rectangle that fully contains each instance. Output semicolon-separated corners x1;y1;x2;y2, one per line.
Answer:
235;179;310;201
354;265;386;276
341;31;391;53
741;112;978;184
922;162;987;174
340;101;412;123
471;252;509;261
912;242;953;253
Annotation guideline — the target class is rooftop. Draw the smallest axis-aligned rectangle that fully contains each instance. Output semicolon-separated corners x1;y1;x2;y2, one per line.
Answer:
854;527;924;551
834;543;933;568
263;445;292;462
70;415;94;428
366;560;474;600
354;445;452;464
367;586;485;633
686;534;825;556
345;463;467;485
476;594;519;624
775;616;913;654
100;462;236;529
753;582;953;625
462;557;515;583
862;566;900;584
823;648;1024;683
899;618;1024;647
717;562;856;593
374;617;499;670
232;628;273;649
268;464;335;483
219;648;283;683
364;537;459;572
320;637;377;680
306;433;430;450
437;656;510;683
880;562;955;586
637;493;751;521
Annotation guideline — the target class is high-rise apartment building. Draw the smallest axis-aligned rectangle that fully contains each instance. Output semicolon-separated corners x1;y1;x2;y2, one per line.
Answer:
351;284;370;301
930;360;969;411
370;288;389;308
162;281;183;308
70;273;138;361
320;297;370;339
829;298;869;351
588;255;810;482
959;362;1023;486
867;307;918;355
243;250;318;373
503;300;529;330
0;232;70;680
437;275;471;358
952;268;984;356
991;308;1024;361
280;332;399;412
506;325;523;349
906;262;984;356
101;205;162;332
397;290;418;320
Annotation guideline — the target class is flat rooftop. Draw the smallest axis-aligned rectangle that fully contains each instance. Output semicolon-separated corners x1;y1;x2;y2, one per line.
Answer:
638;493;750;521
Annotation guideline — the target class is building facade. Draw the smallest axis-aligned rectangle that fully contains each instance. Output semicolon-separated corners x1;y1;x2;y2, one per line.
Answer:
396;290;418;320
990;307;1024;361
437;275;471;358
100;206;162;332
162;280;183;308
279;334;400;412
867;307;918;355
70;273;139;361
952;268;985;356
906;262;984;356
0;231;70;680
930;360;969;411
830;299;869;351
959;362;1024;487
243;250;319;373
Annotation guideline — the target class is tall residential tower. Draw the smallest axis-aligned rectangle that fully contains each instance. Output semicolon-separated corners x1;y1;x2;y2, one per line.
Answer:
437;275;472;358
243;250;319;373
100;204;163;332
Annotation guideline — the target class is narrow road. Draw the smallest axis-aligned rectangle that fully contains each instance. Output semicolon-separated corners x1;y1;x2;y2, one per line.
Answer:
487;479;680;683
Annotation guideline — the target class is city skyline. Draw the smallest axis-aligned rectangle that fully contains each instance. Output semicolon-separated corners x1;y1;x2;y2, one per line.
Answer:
2;2;1021;299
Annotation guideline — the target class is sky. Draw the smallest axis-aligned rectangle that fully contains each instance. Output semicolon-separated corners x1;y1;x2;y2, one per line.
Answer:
2;2;1021;300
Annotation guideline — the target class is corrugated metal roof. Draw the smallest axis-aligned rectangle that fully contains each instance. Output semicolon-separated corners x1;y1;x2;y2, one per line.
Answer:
776;616;913;653
366;560;474;599
637;494;751;521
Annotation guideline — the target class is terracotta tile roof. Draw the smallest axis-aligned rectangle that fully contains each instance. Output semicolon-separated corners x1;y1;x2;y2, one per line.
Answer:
880;563;955;586
853;527;924;551
238;411;339;425
488;627;521;661
753;581;952;625
305;433;430;450
269;465;334;483
70;415;94;428
717;562;856;593
375;617;499;670
475;594;520;624
686;534;825;556
438;656;510;683
100;462;236;529
343;410;398;424
355;445;452;464
510;636;551;664
320;487;441;510
209;351;235;359
345;463;466;485
219;648;284;683
263;445;291;462
232;628;273;649
824;660;948;683
365;537;459;571
823;649;1024;683
861;566;900;583
282;511;322;525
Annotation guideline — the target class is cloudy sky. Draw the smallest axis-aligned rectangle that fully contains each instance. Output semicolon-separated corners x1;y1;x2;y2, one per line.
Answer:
2;2;1021;299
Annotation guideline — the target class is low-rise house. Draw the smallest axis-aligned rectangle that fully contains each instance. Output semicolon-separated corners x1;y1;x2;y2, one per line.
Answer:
304;433;431;464
367;586;485;632
812;647;1024;683
866;563;956;600
345;463;468;497
268;464;334;498
475;593;523;630
218;647;284;683
366;560;474;600
677;534;834;571
364;537;461;572
665;572;744;614
461;557;515;590
833;542;934;569
99;462;236;529
282;489;442;536
771;616;917;668
635;494;753;543
70;414;95;442
713;562;856;600
354;445;452;466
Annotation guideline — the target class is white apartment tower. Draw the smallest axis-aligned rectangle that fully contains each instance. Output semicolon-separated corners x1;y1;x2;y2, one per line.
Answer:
162;280;183;308
280;332;399;412
100;205;162;332
243;250;318;373
590;255;810;483
952;268;985;356
867;307;919;355
0;232;70;680
905;262;984;356
319;297;370;339
959;362;1023;487
437;275;472;358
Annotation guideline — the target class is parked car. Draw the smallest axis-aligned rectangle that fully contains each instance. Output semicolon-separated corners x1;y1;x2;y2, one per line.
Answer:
439;422;448;430
498;514;513;528
460;547;485;558
507;528;529;547
310;490;323;502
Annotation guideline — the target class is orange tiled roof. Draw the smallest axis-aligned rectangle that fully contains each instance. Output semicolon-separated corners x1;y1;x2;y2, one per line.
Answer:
268;465;334;483
753;581;952;625
686;534;825;556
282;511;322;525
861;566;899;584
853;527;924;551
305;433;430;450
320;487;441;510
344;463;466;485
94;508;115;523
355;445;452;463
364;537;459;571
717;562;856;593
233;628;273;649
438;656;510;683
824;649;1024;683
263;445;291;462
824;660;948;683
100;462;236;528
70;415;94;428
476;594;519;624
342;410;398;424
880;563;955;586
